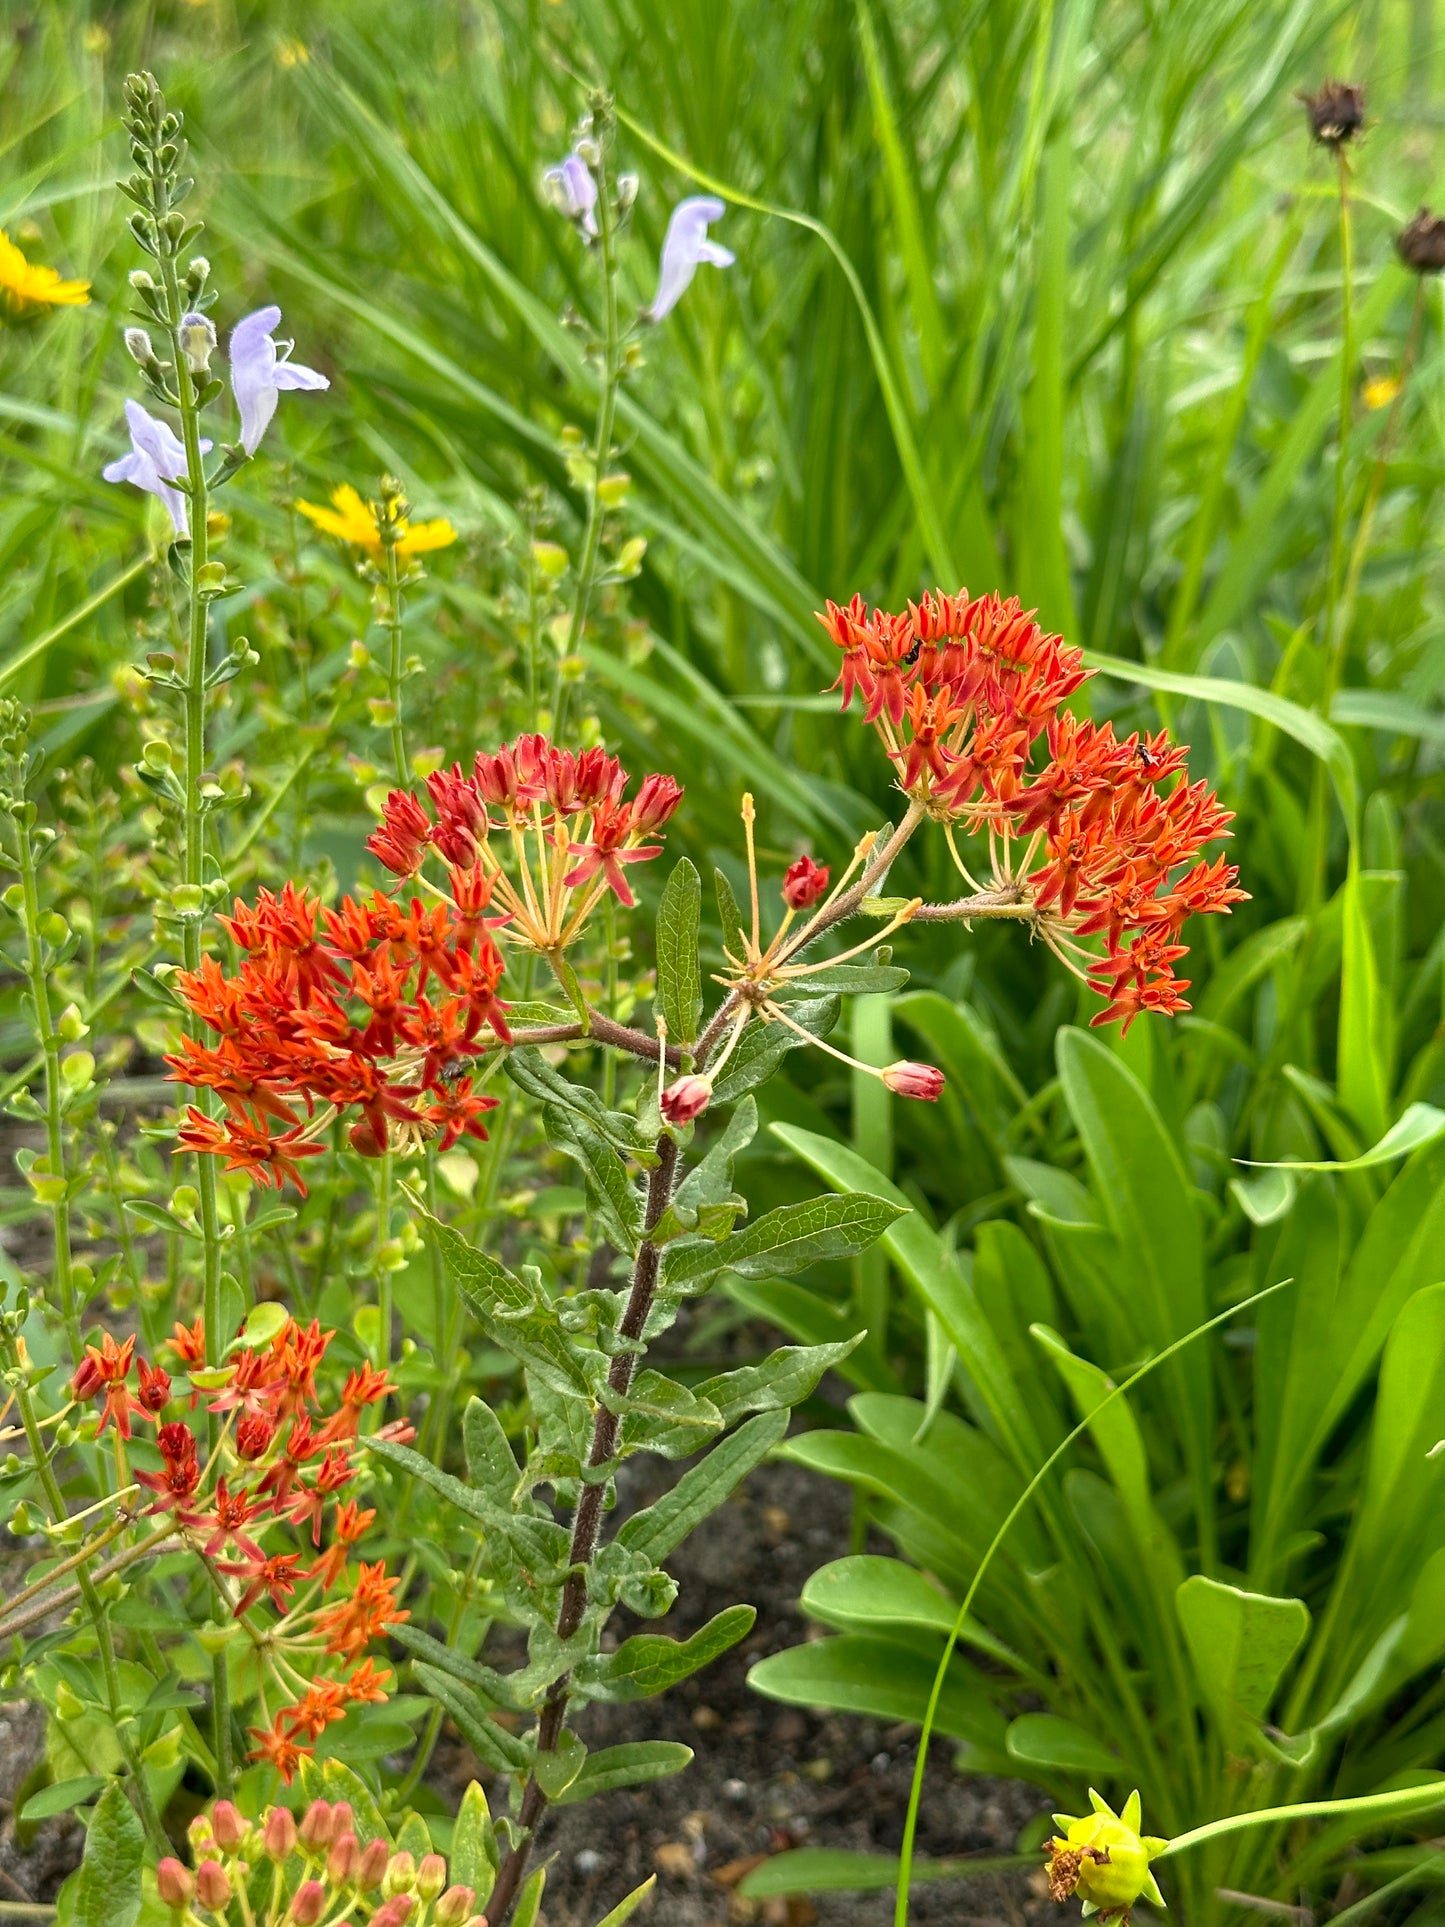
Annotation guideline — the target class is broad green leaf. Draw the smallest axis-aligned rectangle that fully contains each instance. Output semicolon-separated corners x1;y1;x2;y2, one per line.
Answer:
1006;1713;1121;1779
572;1606;756;1702
666;1191;906;1288
533;1729;588;1801
616;1410;788;1565
693;1336;862;1425
801;1556;955;1636
412;1666;531;1773
553;1740;693;1804
424;1211;593;1398
748;1636;1007;1756
656;856;702;1045
1241;1102;1445;1173
54;1782;144;1927
1176;1576;1309;1739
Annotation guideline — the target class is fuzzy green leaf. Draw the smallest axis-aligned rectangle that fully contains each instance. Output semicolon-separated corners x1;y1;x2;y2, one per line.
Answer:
572;1606;757;1703
694;1336;862;1425
54;1782;144;1927
552;1740;694;1805
657;857;703;1045
617;1410;788;1565
666;1192;906;1289
425;1211;594;1398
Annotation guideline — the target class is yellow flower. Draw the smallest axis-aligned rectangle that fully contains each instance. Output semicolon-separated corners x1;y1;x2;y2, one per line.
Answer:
0;231;90;320
295;484;457;559
1045;1790;1167;1923
1363;373;1402;411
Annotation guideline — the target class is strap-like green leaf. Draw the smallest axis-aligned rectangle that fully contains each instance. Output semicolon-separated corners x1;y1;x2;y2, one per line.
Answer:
617;1410;788;1564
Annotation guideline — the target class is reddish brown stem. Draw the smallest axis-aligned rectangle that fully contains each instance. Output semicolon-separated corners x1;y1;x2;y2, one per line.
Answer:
485;1135;679;1924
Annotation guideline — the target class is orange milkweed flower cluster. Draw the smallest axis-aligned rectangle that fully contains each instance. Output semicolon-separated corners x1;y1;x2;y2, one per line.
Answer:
369;733;683;949
70;1312;411;1782
819;588;1246;1031
168;877;511;1187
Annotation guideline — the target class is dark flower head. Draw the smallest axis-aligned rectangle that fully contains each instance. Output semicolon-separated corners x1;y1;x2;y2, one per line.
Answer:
1397;207;1445;274
1300;79;1365;148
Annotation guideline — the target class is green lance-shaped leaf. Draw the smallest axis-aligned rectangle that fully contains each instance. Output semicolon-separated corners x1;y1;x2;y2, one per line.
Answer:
423;1209;594;1399
1176;1575;1310;1745
618;1410;788;1566
543;1101;644;1255
392;1626;524;1711
448;1782;499;1902
666;1191;907;1290
504;1047;657;1161
572;1605;757;1703
54;1781;144;1927
463;1395;523;1501
553;1740;694;1805
656;856;703;1045
605;1369;725;1458
370;1436;570;1577
714;866;748;960
411;1665;531;1774
593;1878;659;1926
694;1336;863;1426
784;962;910;995
709;995;840;1105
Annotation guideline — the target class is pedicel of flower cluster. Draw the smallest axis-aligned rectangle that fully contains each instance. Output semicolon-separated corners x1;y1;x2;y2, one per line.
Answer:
1045;1789;1168;1925
70;1312;411;1782
819;588;1246;1031
168;875;512;1187
369;733;683;947
157;1797;485;1926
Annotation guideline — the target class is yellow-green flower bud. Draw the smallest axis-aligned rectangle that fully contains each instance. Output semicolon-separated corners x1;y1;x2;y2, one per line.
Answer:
1045;1790;1167;1923
532;540;569;578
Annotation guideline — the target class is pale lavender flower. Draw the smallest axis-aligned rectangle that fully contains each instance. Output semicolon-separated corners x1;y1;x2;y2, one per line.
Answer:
543;153;599;238
643;196;734;323
102;399;211;536
229;305;329;456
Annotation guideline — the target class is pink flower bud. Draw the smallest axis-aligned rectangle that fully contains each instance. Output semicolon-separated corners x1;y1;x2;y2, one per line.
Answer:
263;1805;298;1861
330;1802;354;1841
371;1901;415;1927
209;1799;245;1851
195;1860;233;1910
880;1059;944;1101
357;1837;391;1891
416;1853;448;1901
298;1798;335;1851
385;1849;417;1896
782;854;830;910
156;1858;194;1909
290;1879;326;1926
327;1832;360;1884
661;1073;712;1124
434;1887;477;1926
632;771;683;832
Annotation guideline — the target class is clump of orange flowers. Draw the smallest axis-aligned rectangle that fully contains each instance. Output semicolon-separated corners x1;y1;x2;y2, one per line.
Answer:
819;588;1245;1031
69;1310;410;1782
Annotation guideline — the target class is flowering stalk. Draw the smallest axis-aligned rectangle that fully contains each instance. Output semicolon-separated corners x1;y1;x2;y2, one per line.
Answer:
376;479;412;788
0;1322;166;1853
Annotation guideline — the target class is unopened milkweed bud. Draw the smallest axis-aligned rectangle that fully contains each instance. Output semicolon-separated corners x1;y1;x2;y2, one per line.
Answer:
416;1853;448;1901
434;1887;478;1926
356;1836;391;1891
880;1060;945;1101
209;1799;246;1850
194;1861;232;1910
156;1857;193;1909
782;853;830;909
290;1879;326;1926
262;1803;298;1860
661;1073;713;1124
298;1798;335;1851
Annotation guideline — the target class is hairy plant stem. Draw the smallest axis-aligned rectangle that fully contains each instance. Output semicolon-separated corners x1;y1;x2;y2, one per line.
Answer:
150;144;234;1799
555;141;620;738
486;1134;680;1924
7;1361;166;1852
14;820;82;1364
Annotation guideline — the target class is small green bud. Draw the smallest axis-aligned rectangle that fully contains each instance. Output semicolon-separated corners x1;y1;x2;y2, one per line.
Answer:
377;1238;407;1273
38;911;69;945
141;739;173;772
170;885;204;916
368;698;398;728
596;471;631;508
61;1051;95;1091
27;1173;66;1206
194;560;226;592
1;884;22;914
532;540;569;579
616;535;647;576
169;1185;199;1218
348;640;371;671
57;1004;89;1043
53;1680;84;1721
7;1501;35;1537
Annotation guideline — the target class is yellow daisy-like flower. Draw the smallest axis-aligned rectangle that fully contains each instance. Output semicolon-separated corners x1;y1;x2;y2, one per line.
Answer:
295;484;457;558
0;230;90;320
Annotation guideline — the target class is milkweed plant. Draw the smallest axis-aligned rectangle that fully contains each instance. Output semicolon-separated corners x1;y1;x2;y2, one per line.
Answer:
0;64;1433;1927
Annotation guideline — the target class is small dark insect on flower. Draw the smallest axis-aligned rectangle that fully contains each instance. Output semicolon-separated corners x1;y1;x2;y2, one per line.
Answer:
1397;208;1445;275
1299;79;1365;148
